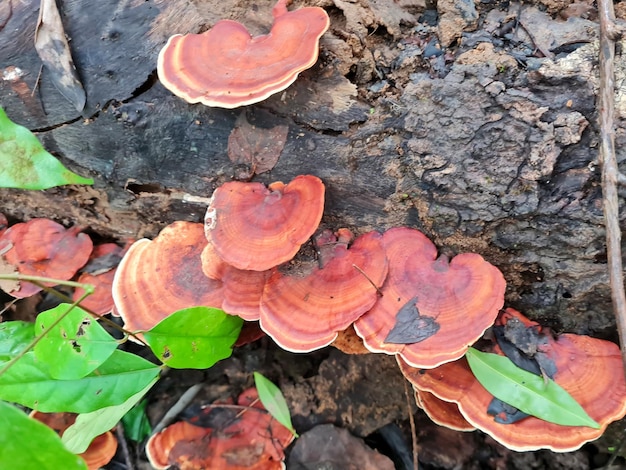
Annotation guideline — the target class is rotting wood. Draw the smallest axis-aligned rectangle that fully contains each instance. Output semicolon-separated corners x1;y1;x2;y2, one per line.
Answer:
597;0;626;379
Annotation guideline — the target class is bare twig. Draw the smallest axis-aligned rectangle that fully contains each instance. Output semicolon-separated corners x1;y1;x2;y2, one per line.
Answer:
597;0;626;379
150;383;204;437
115;424;134;470
403;379;418;470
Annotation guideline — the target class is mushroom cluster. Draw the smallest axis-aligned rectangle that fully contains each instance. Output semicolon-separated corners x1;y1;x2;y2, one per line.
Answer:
157;0;330;108
106;173;626;452
398;309;626;451
0;217;125;315
146;387;294;469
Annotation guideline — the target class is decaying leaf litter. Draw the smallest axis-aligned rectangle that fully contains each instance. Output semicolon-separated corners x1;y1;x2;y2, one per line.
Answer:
3;0;624;468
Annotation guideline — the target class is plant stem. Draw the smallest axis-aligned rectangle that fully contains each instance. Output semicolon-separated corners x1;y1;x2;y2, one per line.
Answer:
597;0;626;380
0;294;89;377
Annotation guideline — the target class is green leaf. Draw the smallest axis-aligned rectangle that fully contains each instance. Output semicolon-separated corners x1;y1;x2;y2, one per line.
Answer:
0;321;35;361
0;107;93;189
62;377;158;453
0;401;88;470
0;350;161;413
34;304;118;380
121;398;152;442
253;372;297;436
143;306;243;369
465;348;600;429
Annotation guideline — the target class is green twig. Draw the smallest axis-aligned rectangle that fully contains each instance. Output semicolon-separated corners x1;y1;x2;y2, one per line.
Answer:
0;293;89;378
0;273;147;345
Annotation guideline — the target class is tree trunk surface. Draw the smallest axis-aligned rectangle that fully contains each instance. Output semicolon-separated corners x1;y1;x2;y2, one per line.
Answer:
1;0;625;465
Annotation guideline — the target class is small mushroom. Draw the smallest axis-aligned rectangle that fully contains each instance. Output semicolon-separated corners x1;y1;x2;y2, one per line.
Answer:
259;229;388;352
414;388;476;432
112;221;224;334
0;218;93;298
157;0;330;108
205;174;325;271
398;308;626;452
354;227;505;368
146;387;294;469
29;411;117;470
72;243;126;315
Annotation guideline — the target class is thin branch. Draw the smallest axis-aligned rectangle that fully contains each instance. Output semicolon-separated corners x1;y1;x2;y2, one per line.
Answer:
115;424;134;470
403;379;419;470
150;383;204;437
0;273;148;345
598;0;626;379
0;292;90;377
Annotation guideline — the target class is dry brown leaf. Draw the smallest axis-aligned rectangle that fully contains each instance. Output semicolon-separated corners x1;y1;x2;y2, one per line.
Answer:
227;112;288;179
35;0;86;111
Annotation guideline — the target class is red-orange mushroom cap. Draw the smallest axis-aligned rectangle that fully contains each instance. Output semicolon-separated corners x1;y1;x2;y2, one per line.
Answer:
205;174;325;271
201;239;274;321
259;228;388;352
398;309;626;452
157;0;330;108
72;243;126;315
414;388;475;432
112;221;224;334
0;218;93;298
353;227;505;369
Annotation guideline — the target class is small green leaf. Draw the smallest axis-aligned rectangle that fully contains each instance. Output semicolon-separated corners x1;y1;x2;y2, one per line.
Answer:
0;321;35;361
0;107;93;189
143;306;243;369
34;304;118;379
466;348;600;429
0;350;161;413
62;377;158;453
253;372;297;436
0;401;88;470
121;398;152;442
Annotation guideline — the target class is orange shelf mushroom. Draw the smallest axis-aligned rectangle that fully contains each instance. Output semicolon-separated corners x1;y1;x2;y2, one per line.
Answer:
204;174;325;271
157;0;330;108
259;229;388;352
29;411;117;470
112;221;224;334
414;388;475;432
354;227;505;368
0;218;93;298
201;239;274;321
72;243;126;315
146;388;294;469
399;309;626;452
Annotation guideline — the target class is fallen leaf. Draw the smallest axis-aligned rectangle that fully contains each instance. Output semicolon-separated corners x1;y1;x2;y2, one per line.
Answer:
35;0;86;111
384;296;440;344
227;112;288;179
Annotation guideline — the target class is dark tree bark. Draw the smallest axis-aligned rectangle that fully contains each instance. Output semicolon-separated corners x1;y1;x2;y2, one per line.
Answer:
0;0;622;349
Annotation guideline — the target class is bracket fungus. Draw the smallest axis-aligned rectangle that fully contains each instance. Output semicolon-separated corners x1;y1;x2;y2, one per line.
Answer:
399;309;626;452
204;174;324;271
72;243;125;315
259;229;388;352
414;388;476;432
146;388;294;469
112;221;224;334
354;227;505;369
201;239;274;321
0;218;93;298
157;0;330;108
